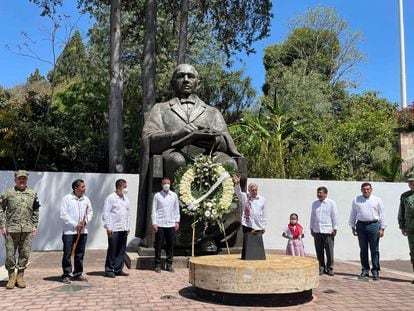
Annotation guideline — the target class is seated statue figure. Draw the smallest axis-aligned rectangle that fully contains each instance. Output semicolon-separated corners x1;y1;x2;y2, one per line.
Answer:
136;64;244;253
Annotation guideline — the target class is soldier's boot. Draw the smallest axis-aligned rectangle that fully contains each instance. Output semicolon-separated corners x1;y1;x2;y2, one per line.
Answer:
16;270;26;288
6;270;16;289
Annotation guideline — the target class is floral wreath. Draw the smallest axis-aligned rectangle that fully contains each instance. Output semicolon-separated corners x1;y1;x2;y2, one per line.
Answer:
177;155;235;221
174;155;237;255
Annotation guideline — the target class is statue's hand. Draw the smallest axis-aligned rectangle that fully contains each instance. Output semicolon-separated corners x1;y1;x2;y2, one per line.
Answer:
172;123;198;140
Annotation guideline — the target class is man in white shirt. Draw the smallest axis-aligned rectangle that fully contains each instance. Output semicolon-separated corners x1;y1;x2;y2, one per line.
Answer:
151;177;180;273
60;179;93;284
233;176;267;234
310;186;338;276
349;182;386;280
102;179;130;278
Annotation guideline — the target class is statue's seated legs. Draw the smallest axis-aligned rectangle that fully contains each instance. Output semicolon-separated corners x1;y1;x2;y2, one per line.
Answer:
163;151;186;180
144;151;247;254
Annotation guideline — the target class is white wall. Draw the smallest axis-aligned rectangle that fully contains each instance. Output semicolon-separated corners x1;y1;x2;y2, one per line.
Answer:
253;178;410;260
0;171;410;263
0;171;138;265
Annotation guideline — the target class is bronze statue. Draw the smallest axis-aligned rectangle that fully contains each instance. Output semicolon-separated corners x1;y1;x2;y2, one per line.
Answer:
137;64;245;253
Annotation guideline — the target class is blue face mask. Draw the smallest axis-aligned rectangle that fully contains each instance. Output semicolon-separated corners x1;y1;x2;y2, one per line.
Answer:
122;188;128;195
162;184;170;191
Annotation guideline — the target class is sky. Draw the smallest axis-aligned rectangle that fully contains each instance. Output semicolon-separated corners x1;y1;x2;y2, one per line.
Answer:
0;0;412;107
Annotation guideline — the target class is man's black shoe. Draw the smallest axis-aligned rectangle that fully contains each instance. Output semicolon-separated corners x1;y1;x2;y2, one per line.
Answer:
359;272;369;278
319;268;325;275
105;272;116;278
327;270;335;276
62;277;71;284
166;266;175;273
154;266;161;273
372;274;379;281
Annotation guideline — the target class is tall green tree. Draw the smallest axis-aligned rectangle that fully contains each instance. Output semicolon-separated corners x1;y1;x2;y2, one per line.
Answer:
331;92;398;180
108;0;125;173
51;30;89;85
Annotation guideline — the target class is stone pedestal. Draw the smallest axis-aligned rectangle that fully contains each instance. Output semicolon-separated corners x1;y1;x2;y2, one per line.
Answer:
189;253;319;306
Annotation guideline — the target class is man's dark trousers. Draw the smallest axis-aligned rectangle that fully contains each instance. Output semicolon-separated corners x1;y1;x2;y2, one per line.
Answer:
154;227;175;268
105;231;128;274
62;233;87;278
356;221;380;274
313;233;334;272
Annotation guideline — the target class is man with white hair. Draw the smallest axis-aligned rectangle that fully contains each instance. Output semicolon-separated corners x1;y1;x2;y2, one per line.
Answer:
233;176;267;233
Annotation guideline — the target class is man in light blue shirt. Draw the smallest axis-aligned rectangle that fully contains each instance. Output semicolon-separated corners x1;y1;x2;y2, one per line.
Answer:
151;177;180;273
310;186;338;276
349;182;386;280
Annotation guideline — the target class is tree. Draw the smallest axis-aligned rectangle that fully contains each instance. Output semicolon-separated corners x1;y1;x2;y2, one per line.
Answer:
51;30;89;85
194;0;272;60
372;152;403;182
27;68;46;84
177;0;189;64
28;0;63;16
331;92;398;180
141;0;158;120
0;81;56;170
229;97;304;178
108;0;125;173
286;6;365;86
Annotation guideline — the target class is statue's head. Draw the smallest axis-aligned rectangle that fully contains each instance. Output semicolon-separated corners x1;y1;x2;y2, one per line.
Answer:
171;64;199;97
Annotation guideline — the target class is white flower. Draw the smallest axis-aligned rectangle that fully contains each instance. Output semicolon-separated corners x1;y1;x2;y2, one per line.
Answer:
212;209;217;215
204;210;211;217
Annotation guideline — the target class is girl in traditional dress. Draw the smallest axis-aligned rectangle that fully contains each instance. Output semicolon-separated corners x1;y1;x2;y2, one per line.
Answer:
282;213;305;256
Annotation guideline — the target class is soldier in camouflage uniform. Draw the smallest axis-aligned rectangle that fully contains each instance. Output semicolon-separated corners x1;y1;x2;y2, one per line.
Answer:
398;174;414;284
0;170;40;289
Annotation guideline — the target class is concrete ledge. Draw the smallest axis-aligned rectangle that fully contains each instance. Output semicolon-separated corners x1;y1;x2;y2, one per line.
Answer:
189;254;319;294
125;252;189;270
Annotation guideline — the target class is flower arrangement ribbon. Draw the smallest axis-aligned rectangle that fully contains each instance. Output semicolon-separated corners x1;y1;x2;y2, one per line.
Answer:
187;171;230;210
186;171;230;257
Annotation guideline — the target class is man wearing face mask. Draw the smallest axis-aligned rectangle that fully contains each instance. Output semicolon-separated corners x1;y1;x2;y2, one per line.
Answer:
151;177;180;273
102;179;130;278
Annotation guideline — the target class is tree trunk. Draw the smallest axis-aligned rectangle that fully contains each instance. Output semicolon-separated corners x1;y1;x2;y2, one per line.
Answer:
177;0;189;64
141;0;157;122
108;0;125;173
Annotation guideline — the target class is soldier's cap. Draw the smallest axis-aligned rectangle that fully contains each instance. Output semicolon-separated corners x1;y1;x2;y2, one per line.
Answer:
15;170;29;178
407;173;414;181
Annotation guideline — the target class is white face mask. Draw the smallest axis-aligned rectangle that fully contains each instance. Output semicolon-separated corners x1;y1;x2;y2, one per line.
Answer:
122;188;128;195
162;184;170;191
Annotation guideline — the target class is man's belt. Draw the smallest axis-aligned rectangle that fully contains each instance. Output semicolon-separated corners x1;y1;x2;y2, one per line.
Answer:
357;220;378;224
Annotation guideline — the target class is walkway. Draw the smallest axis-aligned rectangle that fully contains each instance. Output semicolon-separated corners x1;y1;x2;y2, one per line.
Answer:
1;250;413;310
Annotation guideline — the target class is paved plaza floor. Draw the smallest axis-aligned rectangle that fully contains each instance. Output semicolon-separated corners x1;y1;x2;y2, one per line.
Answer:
1;250;414;310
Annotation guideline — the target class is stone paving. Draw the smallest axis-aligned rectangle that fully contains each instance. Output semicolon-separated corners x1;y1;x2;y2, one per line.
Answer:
1;250;414;310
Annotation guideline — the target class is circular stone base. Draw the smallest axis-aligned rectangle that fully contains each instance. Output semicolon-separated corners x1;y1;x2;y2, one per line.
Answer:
189;254;319;306
195;287;313;307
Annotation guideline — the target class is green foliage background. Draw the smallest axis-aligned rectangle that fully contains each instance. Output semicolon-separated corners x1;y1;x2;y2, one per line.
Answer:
0;4;411;181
